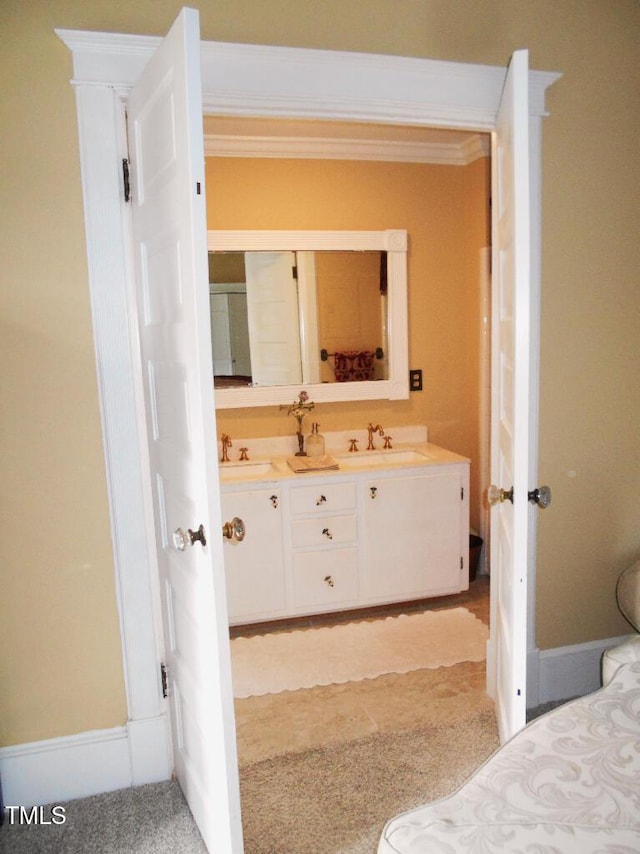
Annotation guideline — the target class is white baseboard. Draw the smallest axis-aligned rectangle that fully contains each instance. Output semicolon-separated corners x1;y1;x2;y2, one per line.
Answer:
531;634;630;706
0;715;171;807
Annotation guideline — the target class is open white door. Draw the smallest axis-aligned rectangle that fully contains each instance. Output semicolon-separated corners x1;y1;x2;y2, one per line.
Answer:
127;8;243;852
487;49;531;743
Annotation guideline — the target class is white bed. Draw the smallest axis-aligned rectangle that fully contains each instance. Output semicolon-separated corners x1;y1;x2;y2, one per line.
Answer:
378;660;640;853
380;560;640;854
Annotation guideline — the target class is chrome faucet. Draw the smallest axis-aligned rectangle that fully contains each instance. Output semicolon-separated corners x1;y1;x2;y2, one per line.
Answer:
366;423;385;450
220;433;232;463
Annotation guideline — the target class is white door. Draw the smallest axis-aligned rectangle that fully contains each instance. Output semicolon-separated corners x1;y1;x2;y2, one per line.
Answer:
487;49;532;743
127;9;243;852
244;251;303;384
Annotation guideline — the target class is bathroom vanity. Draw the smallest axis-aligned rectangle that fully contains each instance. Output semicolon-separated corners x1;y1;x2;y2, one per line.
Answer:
219;431;469;626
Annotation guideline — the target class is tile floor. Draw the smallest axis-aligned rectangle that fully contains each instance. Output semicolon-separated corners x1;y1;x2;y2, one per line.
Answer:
231;576;491;765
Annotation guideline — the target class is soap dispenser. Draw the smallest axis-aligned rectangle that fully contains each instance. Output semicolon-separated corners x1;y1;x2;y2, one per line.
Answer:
306;422;325;457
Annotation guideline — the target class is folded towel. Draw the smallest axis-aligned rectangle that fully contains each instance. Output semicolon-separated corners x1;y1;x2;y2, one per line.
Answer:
287;455;340;473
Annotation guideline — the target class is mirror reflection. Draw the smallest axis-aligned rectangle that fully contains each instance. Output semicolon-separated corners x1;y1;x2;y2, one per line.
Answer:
209;250;389;389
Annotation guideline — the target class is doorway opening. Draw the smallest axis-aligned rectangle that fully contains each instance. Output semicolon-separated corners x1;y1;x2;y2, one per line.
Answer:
206;117;495;833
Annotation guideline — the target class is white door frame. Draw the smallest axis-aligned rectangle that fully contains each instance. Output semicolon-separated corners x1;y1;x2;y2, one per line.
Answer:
57;27;560;783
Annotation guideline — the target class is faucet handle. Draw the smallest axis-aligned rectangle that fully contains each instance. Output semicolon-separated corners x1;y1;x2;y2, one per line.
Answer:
348;438;359;452
383;435;393;449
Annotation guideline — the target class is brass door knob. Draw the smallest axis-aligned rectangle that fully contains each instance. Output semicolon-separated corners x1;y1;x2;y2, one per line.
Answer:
487;485;514;505
222;517;246;542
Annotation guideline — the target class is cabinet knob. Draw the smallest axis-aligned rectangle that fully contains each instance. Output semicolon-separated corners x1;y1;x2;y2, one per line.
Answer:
270;494;278;508
316;494;327;505
324;575;334;587
222;517;246;542
369;486;378;499
322;528;333;540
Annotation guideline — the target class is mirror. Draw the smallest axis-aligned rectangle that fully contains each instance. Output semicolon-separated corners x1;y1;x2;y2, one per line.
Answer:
207;230;408;408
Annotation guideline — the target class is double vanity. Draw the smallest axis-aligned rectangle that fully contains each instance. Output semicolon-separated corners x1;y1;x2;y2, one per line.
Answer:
219;427;470;626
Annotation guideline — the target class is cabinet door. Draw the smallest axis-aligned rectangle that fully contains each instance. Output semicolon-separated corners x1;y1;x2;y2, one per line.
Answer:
363;471;463;602
221;488;285;622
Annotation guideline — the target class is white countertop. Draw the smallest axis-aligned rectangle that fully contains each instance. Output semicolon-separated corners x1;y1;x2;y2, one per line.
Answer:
218;439;469;484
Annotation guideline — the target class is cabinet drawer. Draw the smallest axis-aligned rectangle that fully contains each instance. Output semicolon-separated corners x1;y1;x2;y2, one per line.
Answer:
292;548;358;608
291;515;357;547
290;481;356;515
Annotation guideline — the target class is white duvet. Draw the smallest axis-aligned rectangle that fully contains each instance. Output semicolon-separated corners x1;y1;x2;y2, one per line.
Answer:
379;661;640;853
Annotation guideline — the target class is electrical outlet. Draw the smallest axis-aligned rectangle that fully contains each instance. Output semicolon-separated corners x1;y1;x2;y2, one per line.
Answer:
409;369;423;391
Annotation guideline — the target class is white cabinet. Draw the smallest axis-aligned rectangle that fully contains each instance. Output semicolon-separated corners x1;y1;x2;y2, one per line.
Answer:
362;468;468;604
221;487;286;623
220;454;469;625
290;482;359;613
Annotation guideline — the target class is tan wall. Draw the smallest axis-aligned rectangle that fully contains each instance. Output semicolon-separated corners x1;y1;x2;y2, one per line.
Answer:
1;0;638;747
208;156;487;531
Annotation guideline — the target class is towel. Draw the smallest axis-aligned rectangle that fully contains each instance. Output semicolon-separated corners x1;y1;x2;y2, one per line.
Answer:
287;455;340;473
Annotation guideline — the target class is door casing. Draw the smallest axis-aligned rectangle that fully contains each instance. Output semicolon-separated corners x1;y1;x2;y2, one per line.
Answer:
57;27;561;783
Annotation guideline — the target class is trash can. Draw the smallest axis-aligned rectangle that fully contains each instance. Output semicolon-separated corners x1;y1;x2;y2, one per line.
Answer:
469;534;483;582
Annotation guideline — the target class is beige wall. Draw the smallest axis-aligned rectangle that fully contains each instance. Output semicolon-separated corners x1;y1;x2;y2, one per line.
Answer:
1;0;638;747
208;156;489;530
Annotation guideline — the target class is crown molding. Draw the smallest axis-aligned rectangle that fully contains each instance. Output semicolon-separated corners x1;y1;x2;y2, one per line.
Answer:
56;30;561;131
203;131;490;165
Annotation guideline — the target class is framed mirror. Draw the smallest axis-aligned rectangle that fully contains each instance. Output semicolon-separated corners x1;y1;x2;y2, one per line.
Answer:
207;229;408;409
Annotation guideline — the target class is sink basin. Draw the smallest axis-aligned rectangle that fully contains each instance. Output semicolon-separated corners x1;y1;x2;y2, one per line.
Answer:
382;450;431;464
336;449;431;468
219;460;276;479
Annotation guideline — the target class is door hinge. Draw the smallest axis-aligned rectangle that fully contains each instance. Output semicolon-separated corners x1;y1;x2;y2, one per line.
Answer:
160;662;168;699
292;265;298;280
461;486;464;500
122;158;131;203
460;556;464;570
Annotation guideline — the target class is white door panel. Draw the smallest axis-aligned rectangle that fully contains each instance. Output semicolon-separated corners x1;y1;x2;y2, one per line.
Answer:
128;8;242;852
244;251;302;384
489;49;531;743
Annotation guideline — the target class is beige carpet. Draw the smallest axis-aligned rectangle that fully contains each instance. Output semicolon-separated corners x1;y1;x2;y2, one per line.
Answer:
239;707;500;854
231;607;488;698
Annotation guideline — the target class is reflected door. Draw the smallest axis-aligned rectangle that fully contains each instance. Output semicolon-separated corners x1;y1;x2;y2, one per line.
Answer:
244;251;303;385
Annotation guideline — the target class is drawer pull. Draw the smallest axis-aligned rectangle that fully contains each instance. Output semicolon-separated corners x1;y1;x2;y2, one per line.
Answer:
322;528;333;540
316;494;327;505
270;494;278;508
324;575;335;587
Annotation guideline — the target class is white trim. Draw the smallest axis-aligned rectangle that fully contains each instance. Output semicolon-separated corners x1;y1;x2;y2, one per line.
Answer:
54;27;561;806
203;131;490;165
533;636;630;705
0;716;170;807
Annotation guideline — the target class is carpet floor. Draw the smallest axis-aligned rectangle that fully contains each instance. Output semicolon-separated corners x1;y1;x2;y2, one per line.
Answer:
239;707;499;854
0;708;499;854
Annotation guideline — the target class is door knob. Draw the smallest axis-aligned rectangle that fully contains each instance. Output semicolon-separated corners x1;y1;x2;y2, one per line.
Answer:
222;516;246;542
487;485;514;505
528;485;552;508
173;524;207;551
